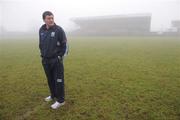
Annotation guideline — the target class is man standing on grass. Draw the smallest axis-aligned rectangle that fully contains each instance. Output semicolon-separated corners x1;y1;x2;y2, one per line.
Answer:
38;11;68;109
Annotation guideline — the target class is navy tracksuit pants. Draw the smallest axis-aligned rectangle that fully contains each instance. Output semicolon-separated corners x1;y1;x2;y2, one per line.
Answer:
42;56;65;103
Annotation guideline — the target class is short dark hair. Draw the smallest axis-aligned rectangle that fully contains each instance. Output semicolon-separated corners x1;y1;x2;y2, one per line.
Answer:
42;11;53;20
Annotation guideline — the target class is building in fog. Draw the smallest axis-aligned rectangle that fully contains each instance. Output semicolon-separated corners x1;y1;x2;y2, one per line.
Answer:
70;13;152;36
171;20;180;33
159;20;180;36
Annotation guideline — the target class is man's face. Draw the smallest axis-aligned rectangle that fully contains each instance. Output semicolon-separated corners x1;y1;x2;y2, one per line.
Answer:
44;15;54;27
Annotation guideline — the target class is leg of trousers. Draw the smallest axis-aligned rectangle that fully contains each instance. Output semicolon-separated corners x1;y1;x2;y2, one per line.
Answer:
42;57;65;103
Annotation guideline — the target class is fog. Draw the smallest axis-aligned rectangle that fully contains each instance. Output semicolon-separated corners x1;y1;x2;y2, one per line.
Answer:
0;0;180;36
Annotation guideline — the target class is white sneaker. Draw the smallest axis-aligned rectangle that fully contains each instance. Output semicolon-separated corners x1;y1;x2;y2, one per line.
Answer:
44;96;53;102
51;101;65;109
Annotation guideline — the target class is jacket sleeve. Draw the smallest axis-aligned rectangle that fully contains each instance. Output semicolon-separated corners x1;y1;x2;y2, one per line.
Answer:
39;29;42;50
57;28;67;57
39;28;43;57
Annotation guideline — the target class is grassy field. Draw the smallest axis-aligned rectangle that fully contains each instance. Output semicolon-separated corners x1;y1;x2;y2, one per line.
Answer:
0;36;180;120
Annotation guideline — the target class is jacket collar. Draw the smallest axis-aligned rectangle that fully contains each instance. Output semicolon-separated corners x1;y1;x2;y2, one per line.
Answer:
42;23;56;30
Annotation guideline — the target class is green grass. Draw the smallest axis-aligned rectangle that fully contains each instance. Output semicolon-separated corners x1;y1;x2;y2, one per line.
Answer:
0;36;180;120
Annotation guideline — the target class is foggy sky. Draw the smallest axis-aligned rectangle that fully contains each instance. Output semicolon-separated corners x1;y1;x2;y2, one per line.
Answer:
0;0;179;33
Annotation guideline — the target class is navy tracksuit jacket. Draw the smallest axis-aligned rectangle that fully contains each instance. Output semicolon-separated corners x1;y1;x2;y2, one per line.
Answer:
39;23;67;103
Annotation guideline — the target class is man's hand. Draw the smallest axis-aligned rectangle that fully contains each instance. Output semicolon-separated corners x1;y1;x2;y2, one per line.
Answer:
58;56;63;61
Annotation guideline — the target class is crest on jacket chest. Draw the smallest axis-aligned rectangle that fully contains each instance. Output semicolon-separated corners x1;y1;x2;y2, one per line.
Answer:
57;41;60;46
51;32;55;37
